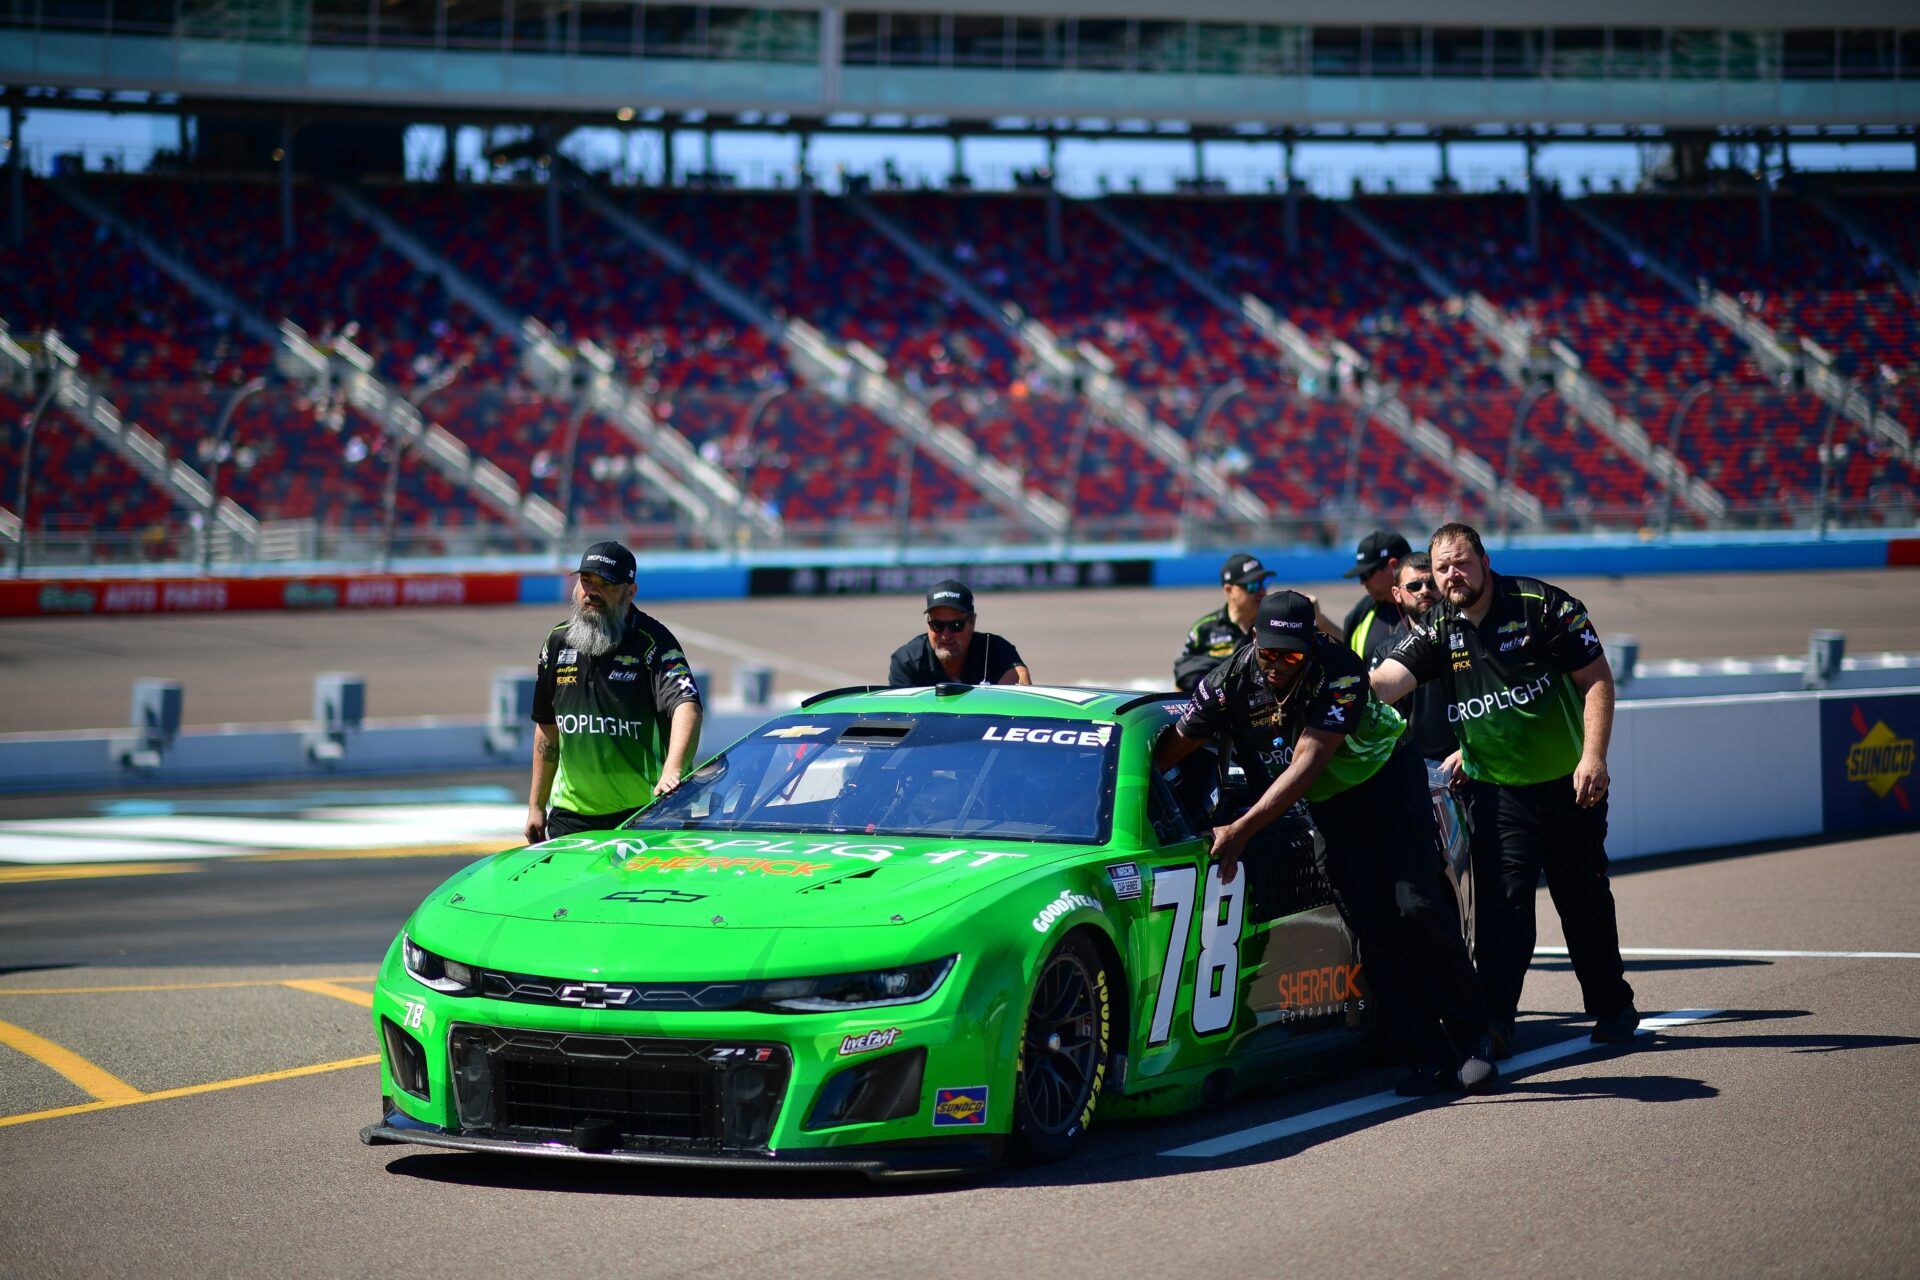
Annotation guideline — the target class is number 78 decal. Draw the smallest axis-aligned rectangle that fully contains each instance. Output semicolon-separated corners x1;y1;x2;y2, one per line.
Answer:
1146;863;1245;1045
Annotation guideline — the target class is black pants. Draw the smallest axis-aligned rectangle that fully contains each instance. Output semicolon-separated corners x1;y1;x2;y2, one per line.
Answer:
1310;746;1489;1069
1465;775;1634;1026
546;804;643;839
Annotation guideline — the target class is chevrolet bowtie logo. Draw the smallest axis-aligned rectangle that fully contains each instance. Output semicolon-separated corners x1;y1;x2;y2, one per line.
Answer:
557;982;638;1009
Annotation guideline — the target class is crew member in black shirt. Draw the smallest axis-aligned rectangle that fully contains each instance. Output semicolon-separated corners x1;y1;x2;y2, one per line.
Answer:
887;580;1032;687
1172;552;1273;692
1372;522;1637;1052
1341;529;1411;667
1157;591;1496;1095
1382;551;1459;768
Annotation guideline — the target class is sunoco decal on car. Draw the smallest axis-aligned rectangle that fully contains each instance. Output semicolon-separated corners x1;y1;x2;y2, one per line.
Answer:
1031;888;1101;932
932;1086;989;1126
838;1027;902;1056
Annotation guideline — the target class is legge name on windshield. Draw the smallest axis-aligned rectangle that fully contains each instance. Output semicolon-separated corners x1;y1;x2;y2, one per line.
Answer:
981;723;1113;747
538;835;1032;870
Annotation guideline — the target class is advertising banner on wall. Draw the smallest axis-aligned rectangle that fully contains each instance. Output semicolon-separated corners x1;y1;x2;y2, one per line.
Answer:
748;558;1152;598
1820;692;1919;834
0;574;523;618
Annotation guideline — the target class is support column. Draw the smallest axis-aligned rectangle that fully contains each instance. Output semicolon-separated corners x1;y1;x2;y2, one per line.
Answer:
702;128;716;182
543;127;561;258
949;133;962;188
1438;134;1453;192
1045;134;1062;260
279;117;295;252
1524;135;1540;257
1756;140;1773;264
1283;134;1299;257
1192;136;1204;188
797;133;814;261
8;105;23;246
441;123;456;183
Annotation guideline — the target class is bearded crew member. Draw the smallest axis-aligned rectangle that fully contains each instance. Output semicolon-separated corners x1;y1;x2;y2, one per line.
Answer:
1370;522;1638;1052
1156;590;1497;1096
526;542;704;844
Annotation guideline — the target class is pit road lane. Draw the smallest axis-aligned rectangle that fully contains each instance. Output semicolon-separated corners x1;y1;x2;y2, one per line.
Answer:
1;831;1916;1279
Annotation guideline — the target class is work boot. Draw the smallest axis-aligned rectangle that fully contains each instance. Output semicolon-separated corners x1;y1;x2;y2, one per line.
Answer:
1488;1018;1516;1060
1457;1036;1501;1093
1590;1003;1643;1044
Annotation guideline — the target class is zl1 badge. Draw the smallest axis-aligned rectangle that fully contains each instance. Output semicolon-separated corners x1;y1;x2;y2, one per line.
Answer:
932;1086;989;1126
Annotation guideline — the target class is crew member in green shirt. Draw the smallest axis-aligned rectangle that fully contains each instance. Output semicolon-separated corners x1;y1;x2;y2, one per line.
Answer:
1371;522;1638;1053
526;542;703;843
1157;590;1497;1096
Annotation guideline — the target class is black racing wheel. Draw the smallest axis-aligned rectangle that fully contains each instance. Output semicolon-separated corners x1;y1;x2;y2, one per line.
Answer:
1010;933;1112;1165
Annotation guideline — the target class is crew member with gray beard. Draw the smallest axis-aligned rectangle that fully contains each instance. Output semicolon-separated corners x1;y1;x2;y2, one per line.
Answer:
526;542;703;843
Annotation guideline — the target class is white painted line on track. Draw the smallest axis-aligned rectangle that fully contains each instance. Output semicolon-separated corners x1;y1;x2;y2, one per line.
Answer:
1540;945;1920;961
1160;1008;1723;1160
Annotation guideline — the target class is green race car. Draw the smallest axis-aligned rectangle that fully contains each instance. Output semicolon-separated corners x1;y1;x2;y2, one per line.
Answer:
362;683;1423;1179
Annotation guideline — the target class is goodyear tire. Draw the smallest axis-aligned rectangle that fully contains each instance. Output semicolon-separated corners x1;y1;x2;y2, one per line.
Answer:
1009;932;1111;1166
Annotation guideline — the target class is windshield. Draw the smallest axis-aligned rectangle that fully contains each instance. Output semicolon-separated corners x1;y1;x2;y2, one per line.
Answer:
631;713;1120;843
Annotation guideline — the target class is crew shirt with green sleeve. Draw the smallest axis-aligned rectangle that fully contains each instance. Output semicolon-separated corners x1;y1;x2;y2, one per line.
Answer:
1179;634;1406;804
532;606;702;816
1384;573;1604;787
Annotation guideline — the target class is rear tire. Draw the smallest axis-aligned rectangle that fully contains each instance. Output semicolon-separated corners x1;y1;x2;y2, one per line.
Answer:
1009;933;1112;1166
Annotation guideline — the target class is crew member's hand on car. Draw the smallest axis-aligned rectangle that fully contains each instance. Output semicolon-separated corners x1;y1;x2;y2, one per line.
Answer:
524;805;548;846
1208;823;1249;879
653;766;684;798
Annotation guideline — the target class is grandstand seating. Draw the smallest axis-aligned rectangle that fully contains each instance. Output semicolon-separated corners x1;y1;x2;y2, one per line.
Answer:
2;393;176;538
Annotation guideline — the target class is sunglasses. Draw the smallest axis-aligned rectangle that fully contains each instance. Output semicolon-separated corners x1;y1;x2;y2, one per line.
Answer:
1253;647;1307;667
1401;579;1436;595
927;616;972;635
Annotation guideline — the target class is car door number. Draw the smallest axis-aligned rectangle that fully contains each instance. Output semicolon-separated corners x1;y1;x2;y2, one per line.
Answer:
1146;863;1245;1045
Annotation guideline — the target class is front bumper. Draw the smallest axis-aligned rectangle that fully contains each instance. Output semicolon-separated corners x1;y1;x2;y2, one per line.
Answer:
359;1104;998;1181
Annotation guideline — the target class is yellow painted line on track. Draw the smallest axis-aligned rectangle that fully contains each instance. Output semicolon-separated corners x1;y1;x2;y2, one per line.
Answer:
0;976;375;996
0;1018;144;1103
282;979;376;1008
0;862;206;884
236;842;505;862
0;1054;381;1129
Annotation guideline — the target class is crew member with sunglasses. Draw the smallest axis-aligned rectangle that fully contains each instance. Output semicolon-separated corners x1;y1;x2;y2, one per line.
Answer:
1382;550;1460;770
1155;590;1497;1095
887;579;1032;688
1341;529;1412;667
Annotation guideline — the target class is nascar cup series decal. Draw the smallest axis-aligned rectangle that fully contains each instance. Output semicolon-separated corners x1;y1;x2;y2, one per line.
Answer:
932;1086;989;1126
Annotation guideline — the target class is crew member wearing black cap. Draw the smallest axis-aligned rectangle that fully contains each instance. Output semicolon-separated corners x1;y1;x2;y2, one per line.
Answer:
887;580;1031;687
1156;591;1497;1095
1341;529;1413;666
1371;522;1637;1052
1173;553;1273;693
526;542;704;844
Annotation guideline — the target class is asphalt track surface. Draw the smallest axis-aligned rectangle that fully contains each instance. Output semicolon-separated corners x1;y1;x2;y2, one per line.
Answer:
2;567;1917;733
1;832;1917;1279
1;566;1917;1278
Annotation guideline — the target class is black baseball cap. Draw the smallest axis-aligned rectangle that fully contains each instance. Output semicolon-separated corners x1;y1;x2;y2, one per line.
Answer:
1343;530;1413;579
1254;590;1316;653
576;541;636;585
1220;552;1275;589
924;579;974;614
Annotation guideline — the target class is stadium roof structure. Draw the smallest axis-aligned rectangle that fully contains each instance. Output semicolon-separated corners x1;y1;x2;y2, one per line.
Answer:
2;1;1917;134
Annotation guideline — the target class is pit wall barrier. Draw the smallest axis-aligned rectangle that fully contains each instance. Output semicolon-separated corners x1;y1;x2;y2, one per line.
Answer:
0;691;1912;861
1;531;1913;618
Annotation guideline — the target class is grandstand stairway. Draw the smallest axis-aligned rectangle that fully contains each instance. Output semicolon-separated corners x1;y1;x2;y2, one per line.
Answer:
1565;198;1913;459
0;321;261;554
563;175;1066;537
846;191;1269;528
1331;201;1726;524
51;178;562;540
329;181;777;540
1085;199;1540;529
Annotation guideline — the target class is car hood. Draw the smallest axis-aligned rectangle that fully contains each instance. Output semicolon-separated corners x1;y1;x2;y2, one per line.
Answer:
442;829;1083;931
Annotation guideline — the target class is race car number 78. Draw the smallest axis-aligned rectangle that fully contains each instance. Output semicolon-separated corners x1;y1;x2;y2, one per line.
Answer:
1146;864;1245;1045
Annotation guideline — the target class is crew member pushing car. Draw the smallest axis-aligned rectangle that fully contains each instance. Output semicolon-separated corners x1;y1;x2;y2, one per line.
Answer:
1370;522;1637;1052
526;541;703;844
887;579;1032;687
1156;590;1497;1096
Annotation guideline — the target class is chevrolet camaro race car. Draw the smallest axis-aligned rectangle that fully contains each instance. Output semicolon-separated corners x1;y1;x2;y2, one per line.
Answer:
362;683;1471;1178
